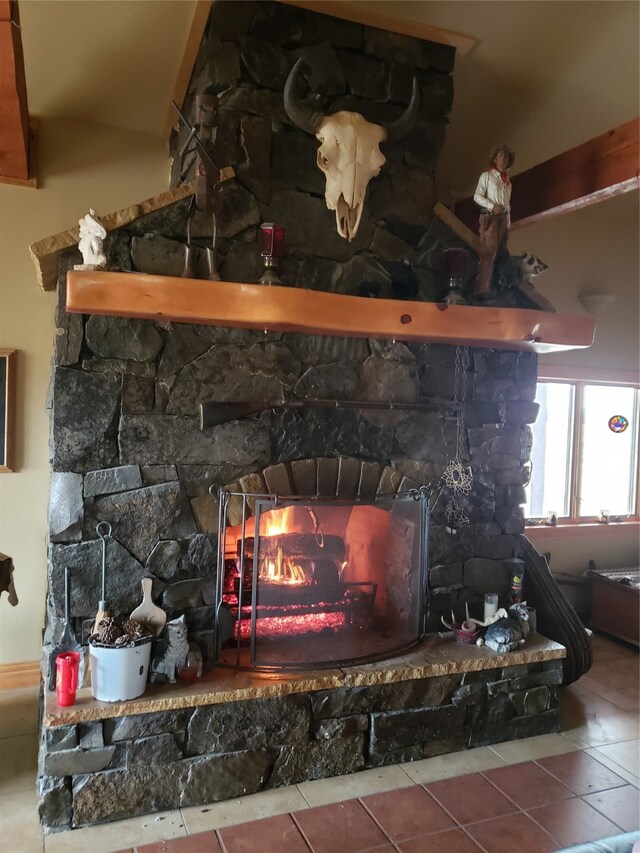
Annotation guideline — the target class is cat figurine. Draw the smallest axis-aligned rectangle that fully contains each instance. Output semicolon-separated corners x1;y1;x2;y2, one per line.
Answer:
150;615;189;684
483;603;531;653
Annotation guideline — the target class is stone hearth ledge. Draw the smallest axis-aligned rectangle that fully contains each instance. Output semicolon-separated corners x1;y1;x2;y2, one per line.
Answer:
43;634;564;727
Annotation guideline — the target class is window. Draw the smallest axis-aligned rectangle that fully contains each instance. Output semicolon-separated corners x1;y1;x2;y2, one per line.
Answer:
525;379;639;522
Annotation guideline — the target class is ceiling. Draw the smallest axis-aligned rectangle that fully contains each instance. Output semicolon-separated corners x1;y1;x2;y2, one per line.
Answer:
17;0;639;198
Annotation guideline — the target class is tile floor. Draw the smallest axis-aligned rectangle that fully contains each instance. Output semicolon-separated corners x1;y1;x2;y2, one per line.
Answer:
0;634;637;853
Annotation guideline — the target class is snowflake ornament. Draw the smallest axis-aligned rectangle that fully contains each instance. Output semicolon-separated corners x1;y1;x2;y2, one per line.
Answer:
442;460;473;495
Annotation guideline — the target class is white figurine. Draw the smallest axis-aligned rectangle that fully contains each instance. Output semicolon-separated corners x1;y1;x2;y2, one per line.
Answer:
76;208;107;269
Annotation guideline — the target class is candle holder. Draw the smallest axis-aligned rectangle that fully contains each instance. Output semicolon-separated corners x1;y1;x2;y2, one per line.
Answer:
258;222;286;285
440;247;469;305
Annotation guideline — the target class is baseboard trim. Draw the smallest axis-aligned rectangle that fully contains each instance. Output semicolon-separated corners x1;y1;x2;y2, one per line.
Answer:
0;661;41;690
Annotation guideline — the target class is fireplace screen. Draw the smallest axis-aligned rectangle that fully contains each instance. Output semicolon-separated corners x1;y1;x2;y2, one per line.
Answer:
214;487;430;670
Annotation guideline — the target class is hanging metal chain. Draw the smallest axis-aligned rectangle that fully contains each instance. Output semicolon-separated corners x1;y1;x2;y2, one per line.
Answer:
442;346;473;527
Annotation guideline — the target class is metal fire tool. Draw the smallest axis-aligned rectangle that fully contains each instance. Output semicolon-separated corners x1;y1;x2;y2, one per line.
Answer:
93;521;112;634
48;567;84;691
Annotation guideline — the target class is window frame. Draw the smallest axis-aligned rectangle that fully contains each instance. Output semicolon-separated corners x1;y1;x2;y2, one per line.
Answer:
526;367;640;526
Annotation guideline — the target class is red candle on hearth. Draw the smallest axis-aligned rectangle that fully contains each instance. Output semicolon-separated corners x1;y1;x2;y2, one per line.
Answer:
260;223;286;259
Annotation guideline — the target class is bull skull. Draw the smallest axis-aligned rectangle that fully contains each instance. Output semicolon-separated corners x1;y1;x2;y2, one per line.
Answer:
284;58;421;241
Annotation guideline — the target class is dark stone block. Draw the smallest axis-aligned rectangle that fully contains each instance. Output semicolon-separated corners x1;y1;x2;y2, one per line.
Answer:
85;316;164;362
38;776;72;830
141;465;179;486
217;182;262;240
463;558;511;595
294;362;359;399
72;763;186;826
271;128;326;196
416;70;454;118
461;668;501;685
131;234;189;278
422;733;467;758
165;343;300;416
208;0;256;39
293;42;346;96
120;414;270;468
395;414;457;463
337;254;391;298
498;401;540;426
285;334;370;366
366;744;423;767
240;36;294;91
261;190;375;262
104;711;193;744
469;709;560;748
83;465;142;498
475;380;521;403
162;578;215;611
249;3;362;50
450;682;485;708
157;325;213;382
186;695;311;754
49;472;84;543
182;750;275;806
370;705;463;753
472;534;523;560
509;686;550;717
79;723;104;749
55;256;83;367
270;407;394;465
485;694;517;723
269;735;365;787
184;605;215;633
369;166;435;244
189;38;242;92
239;115;272;203
221;237;263;283
46;726;78;753
44;747;116;777
219;86;290;126
338;50;389;101
82;358;156;379
122;375;154;415
91;482;196;564
362;27;455;73
49;539;151;619
429;563;463;588
496;484;528;507
419;364;456;399
312;715;368;740
51;367;121;472
127;734;183;768
146;534;216;582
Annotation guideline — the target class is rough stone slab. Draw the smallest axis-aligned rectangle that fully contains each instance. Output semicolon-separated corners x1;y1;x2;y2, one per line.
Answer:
358;461;382;497
131;234;189;278
182;750;275;807
337;456;361;496
269;735;366;787
162;578;214;611
48;539;151;619
263;463;294;497
126;733;183;768
104;711;193;744
289;459;316;496
44;746;116;777
157;325;213;382
370;705;463;753
122;374;154;415
285;334;370;367
46;726;78;753
72;763;186;826
85;316;164;362
146;534;216;582
38;776;72;830
186;695;311;755
79;722;104;749
190;491;220;535
141;465;179;486
55;255;83;366
463;558;512;595
49;472;84;542
239;35;294;91
313;715;368;740
91;482;196;564
366;744;423;768
469;709;560;748
51;368;121;472
249;2;362;50
84;465;142;498
294;362;359;400
509;686;550;717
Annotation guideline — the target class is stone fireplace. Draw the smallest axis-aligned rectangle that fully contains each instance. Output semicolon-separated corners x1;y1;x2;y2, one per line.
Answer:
37;0;576;831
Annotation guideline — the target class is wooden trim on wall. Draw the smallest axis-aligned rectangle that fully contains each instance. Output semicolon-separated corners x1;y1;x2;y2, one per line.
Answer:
0;660;40;690
0;0;31;182
163;0;212;138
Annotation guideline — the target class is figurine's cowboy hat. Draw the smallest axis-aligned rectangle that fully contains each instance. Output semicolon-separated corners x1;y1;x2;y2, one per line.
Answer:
490;145;515;169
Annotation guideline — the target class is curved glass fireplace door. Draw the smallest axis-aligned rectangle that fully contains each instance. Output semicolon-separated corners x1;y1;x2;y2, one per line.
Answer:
215;489;430;671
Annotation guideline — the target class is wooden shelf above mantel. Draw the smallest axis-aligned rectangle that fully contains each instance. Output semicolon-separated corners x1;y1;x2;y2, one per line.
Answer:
66;271;595;354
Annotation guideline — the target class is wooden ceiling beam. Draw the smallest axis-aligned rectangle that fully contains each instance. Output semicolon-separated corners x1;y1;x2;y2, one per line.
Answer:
454;118;640;231
0;0;31;183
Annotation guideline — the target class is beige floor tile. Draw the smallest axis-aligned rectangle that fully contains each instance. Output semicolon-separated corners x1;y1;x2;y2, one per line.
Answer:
489;732;579;764
181;785;310;834
0;733;39;796
588;740;640;779
0;687;40;740
399;746;506;784
44;809;186;853
560;710;640;748
0;788;44;852
297;764;414;807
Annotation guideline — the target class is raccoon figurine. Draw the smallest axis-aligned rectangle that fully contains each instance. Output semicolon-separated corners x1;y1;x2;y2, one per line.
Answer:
483;603;531;653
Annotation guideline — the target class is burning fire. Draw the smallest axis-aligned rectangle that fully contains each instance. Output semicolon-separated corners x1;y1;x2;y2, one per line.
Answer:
261;553;308;585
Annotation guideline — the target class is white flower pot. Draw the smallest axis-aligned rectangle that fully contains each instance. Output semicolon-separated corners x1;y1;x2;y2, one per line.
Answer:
89;638;152;702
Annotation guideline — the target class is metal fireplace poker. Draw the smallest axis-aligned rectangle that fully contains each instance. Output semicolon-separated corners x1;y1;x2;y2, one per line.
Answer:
211;484;433;672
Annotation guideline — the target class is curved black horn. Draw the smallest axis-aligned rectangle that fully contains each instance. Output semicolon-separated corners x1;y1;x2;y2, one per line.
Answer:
283;58;326;135
383;78;421;140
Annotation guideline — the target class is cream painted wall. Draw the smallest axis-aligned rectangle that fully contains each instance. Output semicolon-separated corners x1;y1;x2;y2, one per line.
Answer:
0;116;170;664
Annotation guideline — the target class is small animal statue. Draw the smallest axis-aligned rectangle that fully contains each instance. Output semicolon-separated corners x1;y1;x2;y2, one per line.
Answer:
77;208;107;268
517;252;548;281
150;615;189;684
483;602;531;653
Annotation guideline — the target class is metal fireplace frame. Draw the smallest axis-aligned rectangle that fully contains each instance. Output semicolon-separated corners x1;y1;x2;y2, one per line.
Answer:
213;485;433;672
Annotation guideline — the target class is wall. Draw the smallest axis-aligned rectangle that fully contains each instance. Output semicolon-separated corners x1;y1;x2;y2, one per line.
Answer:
0;116;170;665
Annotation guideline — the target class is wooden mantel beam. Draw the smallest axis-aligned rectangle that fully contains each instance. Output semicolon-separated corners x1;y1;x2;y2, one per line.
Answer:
0;0;32;184
66;270;595;355
455;118;640;231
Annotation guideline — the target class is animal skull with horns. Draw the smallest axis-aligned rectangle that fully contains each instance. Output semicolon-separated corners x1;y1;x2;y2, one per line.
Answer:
284;58;421;241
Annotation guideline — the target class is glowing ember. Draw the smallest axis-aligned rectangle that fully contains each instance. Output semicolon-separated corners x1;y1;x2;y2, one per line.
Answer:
238;610;346;639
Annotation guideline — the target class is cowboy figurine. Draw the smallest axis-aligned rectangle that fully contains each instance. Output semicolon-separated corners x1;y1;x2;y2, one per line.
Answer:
473;144;515;299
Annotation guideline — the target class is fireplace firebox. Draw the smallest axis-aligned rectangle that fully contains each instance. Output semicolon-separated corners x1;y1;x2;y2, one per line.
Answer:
215;487;431;670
